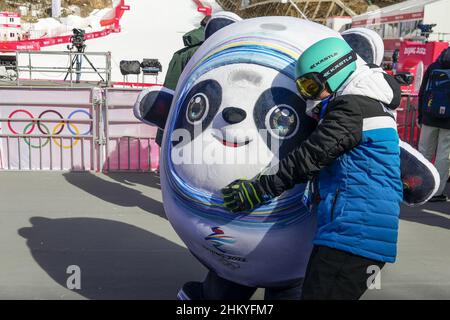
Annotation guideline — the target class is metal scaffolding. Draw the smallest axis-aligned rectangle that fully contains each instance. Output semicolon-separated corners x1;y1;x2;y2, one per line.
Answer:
218;0;357;23
12;50;112;87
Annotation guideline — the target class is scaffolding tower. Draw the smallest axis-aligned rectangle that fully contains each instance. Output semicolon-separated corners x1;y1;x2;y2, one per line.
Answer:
217;0;358;23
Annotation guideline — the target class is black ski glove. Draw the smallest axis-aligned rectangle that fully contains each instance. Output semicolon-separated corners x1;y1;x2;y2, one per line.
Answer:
221;178;272;213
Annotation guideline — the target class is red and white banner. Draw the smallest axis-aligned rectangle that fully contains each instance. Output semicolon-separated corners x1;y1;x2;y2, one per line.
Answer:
0;29;113;51
192;0;212;16
100;0;130;28
0;0;129;52
352;12;424;27
0;24;21;29
0;12;21;18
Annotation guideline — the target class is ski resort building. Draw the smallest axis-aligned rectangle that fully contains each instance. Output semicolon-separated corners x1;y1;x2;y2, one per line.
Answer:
0;12;21;41
352;0;450;57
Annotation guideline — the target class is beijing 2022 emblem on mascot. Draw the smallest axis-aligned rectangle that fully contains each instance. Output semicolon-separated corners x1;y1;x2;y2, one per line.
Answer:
134;13;440;288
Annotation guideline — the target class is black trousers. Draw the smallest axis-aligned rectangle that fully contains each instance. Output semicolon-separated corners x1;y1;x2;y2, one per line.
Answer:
301;245;385;300
197;271;303;300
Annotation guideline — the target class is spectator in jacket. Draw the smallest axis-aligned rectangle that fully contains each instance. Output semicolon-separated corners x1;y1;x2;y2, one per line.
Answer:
418;47;450;202
221;37;403;300
155;16;210;147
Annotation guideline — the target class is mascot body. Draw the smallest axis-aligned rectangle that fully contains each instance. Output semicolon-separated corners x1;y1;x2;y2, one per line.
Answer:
135;15;440;289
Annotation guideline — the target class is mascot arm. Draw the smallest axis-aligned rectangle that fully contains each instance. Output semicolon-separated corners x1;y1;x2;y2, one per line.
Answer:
400;140;440;206
382;72;439;205
259;99;362;197
133;86;174;129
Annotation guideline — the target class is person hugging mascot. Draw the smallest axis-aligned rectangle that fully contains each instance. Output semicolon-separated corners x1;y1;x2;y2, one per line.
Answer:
134;12;440;300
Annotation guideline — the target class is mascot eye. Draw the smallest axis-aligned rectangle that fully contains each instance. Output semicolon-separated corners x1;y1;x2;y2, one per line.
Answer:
186;93;209;124
265;105;299;139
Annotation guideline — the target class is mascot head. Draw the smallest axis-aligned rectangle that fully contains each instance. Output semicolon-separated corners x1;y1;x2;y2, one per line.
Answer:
136;14;341;193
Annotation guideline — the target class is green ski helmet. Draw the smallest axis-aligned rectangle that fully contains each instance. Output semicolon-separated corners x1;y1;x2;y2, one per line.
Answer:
295;37;357;99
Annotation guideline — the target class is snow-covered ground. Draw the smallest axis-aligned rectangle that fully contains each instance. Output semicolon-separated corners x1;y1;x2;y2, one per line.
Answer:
25;0;223;83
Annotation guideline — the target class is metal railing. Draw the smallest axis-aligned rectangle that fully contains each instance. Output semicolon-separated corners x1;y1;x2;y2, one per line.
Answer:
15;50;112;87
0;88;420;172
106;136;154;172
0;86;157;172
397;92;420;148
103;88;157;172
0;133;95;171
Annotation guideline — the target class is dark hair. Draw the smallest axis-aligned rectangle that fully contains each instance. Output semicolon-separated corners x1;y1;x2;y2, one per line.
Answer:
438;48;450;69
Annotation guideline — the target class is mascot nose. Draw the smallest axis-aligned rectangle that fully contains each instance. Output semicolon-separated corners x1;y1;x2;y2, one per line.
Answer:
222;107;247;124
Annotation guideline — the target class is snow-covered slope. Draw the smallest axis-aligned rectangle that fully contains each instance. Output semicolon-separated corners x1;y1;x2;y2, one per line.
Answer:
35;0;222;83
22;4;117;38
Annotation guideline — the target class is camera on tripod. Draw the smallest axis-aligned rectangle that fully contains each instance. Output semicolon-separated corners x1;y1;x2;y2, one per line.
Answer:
418;23;437;40
68;28;86;52
64;28;105;83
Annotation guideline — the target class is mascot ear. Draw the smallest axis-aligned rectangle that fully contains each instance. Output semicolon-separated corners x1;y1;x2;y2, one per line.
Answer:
205;11;242;39
342;27;384;66
133;86;174;129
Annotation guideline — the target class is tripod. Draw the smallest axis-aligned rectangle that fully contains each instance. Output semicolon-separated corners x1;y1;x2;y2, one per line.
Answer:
64;44;105;83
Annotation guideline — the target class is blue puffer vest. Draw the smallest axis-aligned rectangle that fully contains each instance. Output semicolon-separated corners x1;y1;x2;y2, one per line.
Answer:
313;94;403;263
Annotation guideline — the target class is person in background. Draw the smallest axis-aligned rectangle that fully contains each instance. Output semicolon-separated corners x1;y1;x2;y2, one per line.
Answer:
392;49;399;72
418;47;450;202
155;16;210;148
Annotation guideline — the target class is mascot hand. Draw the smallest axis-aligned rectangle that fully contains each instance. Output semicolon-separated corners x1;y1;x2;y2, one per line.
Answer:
221;179;270;213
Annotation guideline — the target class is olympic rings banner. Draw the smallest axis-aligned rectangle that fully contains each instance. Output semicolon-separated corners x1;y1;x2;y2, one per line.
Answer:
0;87;159;171
1;105;95;170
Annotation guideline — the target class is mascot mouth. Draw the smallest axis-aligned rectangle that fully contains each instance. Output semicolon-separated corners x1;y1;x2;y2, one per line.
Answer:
212;133;252;148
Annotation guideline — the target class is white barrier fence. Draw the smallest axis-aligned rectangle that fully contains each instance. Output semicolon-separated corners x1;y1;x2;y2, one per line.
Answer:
0;86;159;172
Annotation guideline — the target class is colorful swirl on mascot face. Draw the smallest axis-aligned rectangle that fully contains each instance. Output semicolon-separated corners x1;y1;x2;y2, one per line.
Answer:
163;37;312;228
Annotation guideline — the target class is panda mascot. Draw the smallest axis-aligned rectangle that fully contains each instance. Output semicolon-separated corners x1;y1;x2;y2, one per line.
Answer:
134;13;439;299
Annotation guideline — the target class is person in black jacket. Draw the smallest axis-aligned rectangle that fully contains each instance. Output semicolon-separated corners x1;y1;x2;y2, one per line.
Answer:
155;16;210;147
418;47;450;202
222;37;403;300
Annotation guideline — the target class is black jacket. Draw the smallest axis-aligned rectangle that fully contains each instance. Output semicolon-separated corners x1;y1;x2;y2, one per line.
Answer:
259;70;401;198
163;27;205;90
418;48;450;130
258;94;395;197
156;27;205;146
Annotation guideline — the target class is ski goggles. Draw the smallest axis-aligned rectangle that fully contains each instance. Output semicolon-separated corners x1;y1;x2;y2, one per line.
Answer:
295;51;357;100
295;73;328;100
